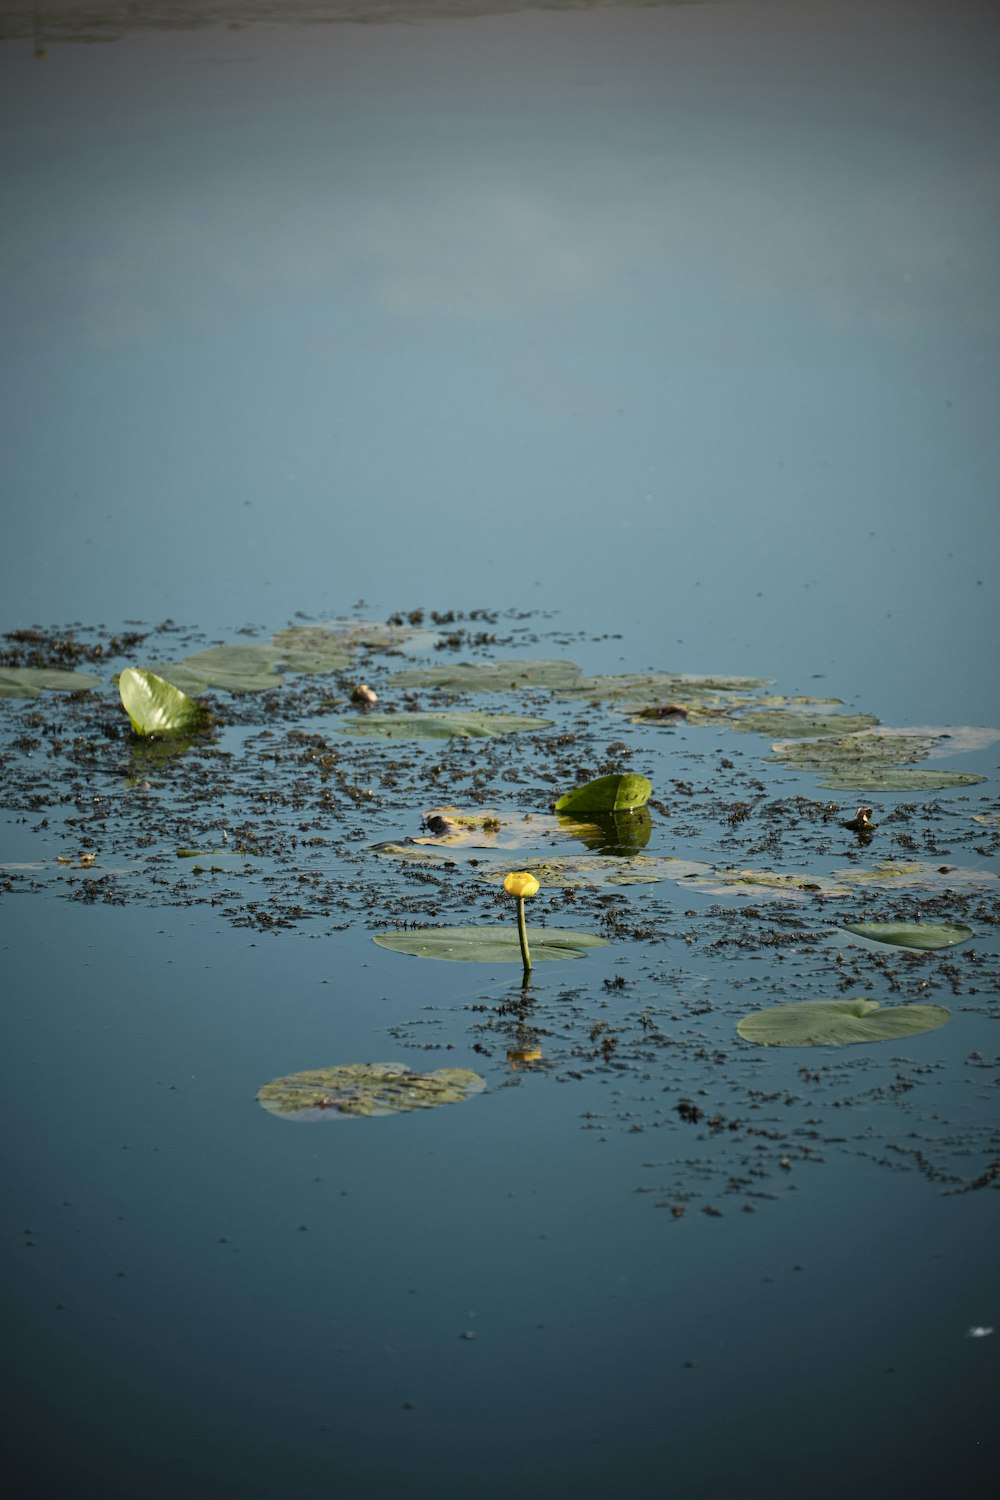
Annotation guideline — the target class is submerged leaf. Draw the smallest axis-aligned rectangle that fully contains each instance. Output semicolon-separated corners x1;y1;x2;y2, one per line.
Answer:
477;854;711;888
388;659;581;692
340;712;552;739
118;668;206;736
835;862;996;892
373;926;609;962
841;921;973;950
0;666;101;697
555;773;652;813
819;768;985;791
257;1062;486;1120
737;998;950;1047
684;868;848;900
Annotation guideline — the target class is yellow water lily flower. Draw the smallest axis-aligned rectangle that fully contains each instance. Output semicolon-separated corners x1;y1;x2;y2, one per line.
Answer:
503;871;540;900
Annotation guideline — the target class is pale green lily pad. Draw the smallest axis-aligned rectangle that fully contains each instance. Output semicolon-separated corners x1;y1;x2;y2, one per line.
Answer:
477;854;711;889
154;645;284;694
819;768;985;792
841;921;973;950
835;862;996;892
770;727;988;790
388;659;581;692
257;1062;486;1120
737;997;950;1047
555;773;652;813
373;926;609;961
119;668;207;736
685;868;848;900
0;666;101;697
732;711;879;738
340;712;552;739
557;671;768;704
271;620;430;671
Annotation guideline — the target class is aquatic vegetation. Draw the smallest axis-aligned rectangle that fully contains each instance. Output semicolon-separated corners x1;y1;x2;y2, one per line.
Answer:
388;658;582;691
736;998;951;1047
373;925;609;962
0;666;101;697
118;667;207;736
339;711;553;739
554;772;652;814
769;727;988;791
503;869;540;970
841;921;974;951
257;1062;486;1120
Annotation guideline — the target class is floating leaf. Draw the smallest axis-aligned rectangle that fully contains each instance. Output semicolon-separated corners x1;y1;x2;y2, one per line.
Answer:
557;671;768;704
731;711;879;739
271;620;431;671
555;773;652;814
118;667;207;736
737;998;950;1047
340;712;552;739
153;645;284;694
684;868;848;900
819;768;985;792
835;862;996;892
478;854;711;888
0;667;101;697
841;921;973;951
373;926;609;962
257;1062;486;1120
388;659;581;692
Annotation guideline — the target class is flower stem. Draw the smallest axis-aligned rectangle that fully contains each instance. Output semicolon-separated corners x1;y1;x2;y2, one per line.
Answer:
515;896;532;972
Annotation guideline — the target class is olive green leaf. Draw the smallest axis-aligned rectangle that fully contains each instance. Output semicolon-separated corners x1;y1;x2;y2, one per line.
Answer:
819;768;985;791
373;926;609;962
153;645;284;694
731;711;879;739
557;672;768;704
835;862;995;892
340;712;552;739
118;667;207;736
736;998;950;1047
477;854;711;888
388;659;581;692
257;1062;486;1120
841;921;973;950
0;667;101;697
684;868;848;899
555;773;652;814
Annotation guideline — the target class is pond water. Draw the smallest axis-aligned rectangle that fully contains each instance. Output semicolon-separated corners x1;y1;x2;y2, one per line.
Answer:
2;3;999;1496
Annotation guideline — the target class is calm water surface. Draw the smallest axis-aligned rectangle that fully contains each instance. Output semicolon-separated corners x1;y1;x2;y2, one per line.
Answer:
2;3;999;1496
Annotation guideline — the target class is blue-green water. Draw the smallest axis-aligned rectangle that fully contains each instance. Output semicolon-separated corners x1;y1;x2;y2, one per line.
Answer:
2;4;999;1496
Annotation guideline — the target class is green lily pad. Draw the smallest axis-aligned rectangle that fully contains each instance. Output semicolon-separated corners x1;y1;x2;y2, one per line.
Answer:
373;926;609;962
257;1062;486;1120
835;862;996;892
154;645;284;694
477;854;711;889
731;711;879;738
555;773;652;814
819;768;985;791
271;620;429;672
841;921;973;950
388;659;581;692
557;671;768;704
0;667;101;697
736;998;950;1047
118;667;207;736
685;868;848;900
340;712;552;739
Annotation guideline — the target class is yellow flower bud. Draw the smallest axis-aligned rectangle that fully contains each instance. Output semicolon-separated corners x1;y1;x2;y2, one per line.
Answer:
503;871;540;900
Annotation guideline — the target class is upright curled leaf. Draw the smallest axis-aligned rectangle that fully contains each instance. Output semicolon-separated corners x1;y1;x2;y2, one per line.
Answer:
118;667;207;736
